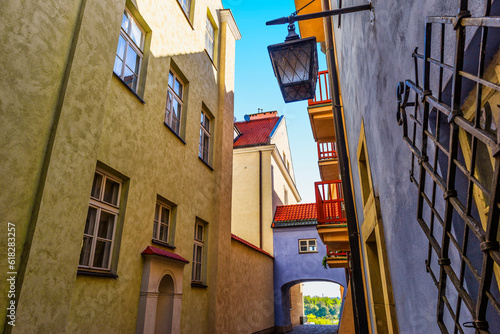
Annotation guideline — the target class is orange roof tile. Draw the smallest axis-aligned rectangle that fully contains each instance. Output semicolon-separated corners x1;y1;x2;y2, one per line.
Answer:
233;116;280;147
273;203;317;222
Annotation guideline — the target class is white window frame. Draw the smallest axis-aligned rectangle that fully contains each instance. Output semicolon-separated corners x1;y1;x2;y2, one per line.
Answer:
298;239;317;254
192;221;205;283
153;201;171;244
79;170;122;270
165;70;184;135
113;8;145;92
199;110;211;163
205;15;215;60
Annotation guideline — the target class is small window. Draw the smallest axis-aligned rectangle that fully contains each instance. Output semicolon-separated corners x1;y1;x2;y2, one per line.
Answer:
284;188;289;205
199;110;211;163
113;9;145;92
153;202;170;244
298;239;317;253
79;170;122;270
205;16;215;60
165;70;184;135
192;221;205;283
177;0;191;17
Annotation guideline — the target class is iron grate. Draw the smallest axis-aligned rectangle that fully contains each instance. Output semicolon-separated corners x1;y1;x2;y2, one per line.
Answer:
397;1;500;332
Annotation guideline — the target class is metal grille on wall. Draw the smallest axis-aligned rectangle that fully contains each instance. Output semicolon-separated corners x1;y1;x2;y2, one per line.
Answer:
396;1;500;332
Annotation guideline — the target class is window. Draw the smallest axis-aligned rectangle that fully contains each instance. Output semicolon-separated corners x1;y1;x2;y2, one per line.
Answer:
153;202;170;244
284;188;289;205
192;221;205;282
113;9;145;92
177;0;191;17
205;16;215;60
199;111;211;163
165;70;184;135
298;239;317;253
79;170;122;270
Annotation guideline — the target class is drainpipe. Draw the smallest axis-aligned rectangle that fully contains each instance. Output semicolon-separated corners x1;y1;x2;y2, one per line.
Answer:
259;150;263;249
321;0;369;332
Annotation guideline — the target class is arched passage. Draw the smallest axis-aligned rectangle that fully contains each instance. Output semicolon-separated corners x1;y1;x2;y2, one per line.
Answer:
277;278;346;330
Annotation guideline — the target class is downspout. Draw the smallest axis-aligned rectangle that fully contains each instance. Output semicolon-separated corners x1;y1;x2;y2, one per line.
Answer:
259;150;263;249
321;0;369;332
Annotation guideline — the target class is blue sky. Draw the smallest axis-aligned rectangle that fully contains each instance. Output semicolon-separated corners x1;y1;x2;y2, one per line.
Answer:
222;0;327;203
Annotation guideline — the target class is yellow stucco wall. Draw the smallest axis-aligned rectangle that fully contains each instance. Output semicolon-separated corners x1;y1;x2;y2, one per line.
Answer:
1;0;240;333
226;239;275;333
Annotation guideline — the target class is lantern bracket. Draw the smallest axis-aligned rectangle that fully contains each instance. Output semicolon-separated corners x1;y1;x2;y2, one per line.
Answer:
265;3;372;26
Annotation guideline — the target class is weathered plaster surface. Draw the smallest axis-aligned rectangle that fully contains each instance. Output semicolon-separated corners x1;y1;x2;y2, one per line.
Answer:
331;0;489;332
226;240;275;333
1;0;240;332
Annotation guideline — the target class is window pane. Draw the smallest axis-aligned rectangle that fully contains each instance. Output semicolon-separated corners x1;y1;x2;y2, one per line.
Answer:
79;236;93;266
168;72;174;88
155;203;160;221
174;79;182;98
197;225;204;241
116;35;126;60
113;56;123;76
123;67;138;91
159;224;168;242
153;221;158;239
84;207;98;235
103;178;120;206
196;246;202;262
121;11;130;32
97;211;115;239
126;46;140;74
195;263;201;280
130;20;143;49
93;240;112;268
161;207;169;224
171;118;180;135
91;173;103;199
300;241;307;246
300;246;307;252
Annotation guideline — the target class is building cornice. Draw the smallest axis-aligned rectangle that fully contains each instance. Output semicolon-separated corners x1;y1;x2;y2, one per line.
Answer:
219;9;241;41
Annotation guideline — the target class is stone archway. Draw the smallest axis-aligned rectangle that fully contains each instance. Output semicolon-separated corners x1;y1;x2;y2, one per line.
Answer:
155;274;175;333
276;278;346;333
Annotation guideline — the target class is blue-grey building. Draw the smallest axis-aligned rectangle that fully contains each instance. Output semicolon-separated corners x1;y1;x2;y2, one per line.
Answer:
272;203;347;332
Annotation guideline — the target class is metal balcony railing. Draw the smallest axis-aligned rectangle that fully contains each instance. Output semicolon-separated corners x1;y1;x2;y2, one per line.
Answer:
327;245;348;258
308;70;331;106
318;142;337;161
315;180;346;224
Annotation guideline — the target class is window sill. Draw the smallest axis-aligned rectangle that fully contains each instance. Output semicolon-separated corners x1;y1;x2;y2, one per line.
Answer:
198;157;213;171
152;239;176;250
164;123;186;144
191;282;208;288
204;49;217;70
77;269;119;278
113;72;146;104
299;251;318;254
175;1;194;30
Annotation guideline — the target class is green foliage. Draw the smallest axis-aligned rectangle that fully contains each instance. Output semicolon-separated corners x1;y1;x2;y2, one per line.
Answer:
322;255;328;269
303;295;342;325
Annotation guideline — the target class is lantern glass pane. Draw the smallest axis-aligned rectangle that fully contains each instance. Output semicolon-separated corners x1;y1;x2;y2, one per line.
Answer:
268;37;318;103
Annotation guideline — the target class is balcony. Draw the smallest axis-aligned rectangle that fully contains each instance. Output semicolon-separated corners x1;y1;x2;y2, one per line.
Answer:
318;142;339;181
308;71;331;106
326;246;349;269
315;180;349;251
307;71;335;143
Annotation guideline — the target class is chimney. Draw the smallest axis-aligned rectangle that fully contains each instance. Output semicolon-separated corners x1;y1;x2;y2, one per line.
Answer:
245;110;278;121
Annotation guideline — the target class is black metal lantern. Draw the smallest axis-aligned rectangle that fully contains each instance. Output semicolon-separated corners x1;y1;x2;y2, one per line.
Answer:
268;23;318;103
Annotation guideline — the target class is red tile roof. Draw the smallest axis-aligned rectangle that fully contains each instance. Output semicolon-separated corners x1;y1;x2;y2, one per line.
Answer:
141;246;189;263
231;234;274;259
233;117;280;147
273;203;317;222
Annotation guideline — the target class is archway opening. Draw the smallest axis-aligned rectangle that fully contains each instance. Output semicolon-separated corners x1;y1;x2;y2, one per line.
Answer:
302;281;343;326
155;274;175;334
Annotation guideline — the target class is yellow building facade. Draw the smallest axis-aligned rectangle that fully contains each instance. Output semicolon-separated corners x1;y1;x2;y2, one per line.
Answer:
1;0;240;333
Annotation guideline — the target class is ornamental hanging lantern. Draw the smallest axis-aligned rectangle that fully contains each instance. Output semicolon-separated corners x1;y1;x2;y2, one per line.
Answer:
266;3;372;103
267;22;318;103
